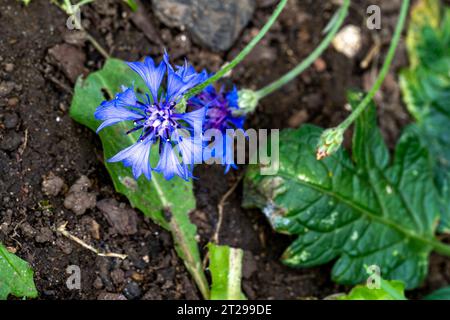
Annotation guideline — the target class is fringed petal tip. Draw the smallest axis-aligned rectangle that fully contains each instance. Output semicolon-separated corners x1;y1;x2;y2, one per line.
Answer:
107;139;153;180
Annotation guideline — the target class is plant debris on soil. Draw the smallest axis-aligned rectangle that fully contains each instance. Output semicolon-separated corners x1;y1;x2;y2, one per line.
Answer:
1;0;449;300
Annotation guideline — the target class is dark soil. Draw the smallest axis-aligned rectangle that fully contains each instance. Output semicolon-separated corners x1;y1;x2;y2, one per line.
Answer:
1;0;449;300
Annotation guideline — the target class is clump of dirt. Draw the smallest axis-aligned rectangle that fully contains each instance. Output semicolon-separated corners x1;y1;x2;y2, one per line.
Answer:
0;0;449;300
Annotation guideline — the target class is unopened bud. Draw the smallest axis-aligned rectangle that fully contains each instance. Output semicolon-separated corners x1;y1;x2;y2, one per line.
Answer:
316;128;344;160
234;89;259;116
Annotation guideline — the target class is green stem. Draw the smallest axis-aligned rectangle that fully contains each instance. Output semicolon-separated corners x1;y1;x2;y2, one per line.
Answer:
338;0;410;131
255;0;350;100
184;0;289;100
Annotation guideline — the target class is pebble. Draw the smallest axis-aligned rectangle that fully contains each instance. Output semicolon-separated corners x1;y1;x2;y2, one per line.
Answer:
42;172;65;196
93;277;104;290
332;25;362;58
123;281;142;300
0;131;22;152
313;58;327;73
0;81;15;97
4;63;14;73
64;175;96;215
7;97;19;107
3;113;19;129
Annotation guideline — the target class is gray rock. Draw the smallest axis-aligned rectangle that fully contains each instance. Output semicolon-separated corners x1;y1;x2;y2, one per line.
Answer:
97;198;138;235
152;0;255;51
123;281;142;300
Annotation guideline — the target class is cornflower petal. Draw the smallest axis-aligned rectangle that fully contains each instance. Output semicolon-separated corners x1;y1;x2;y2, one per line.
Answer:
155;141;188;181
127;57;166;102
108;138;153;180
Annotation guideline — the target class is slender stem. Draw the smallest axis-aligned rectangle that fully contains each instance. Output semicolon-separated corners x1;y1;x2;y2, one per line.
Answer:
84;30;110;59
255;0;350;100
184;0;289;100
338;0;410;131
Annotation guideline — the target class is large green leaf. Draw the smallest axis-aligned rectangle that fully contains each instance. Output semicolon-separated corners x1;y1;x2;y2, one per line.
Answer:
0;243;38;300
70;58;209;299
243;92;448;289
400;0;450;232
208;243;246;300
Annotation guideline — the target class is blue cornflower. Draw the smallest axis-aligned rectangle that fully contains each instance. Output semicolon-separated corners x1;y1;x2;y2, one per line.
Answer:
189;85;246;173
95;53;208;181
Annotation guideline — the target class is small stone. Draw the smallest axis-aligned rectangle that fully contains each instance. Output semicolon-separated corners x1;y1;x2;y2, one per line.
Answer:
110;269;125;286
0;131;22;152
90;219;101;240
288;110;309;128
332;25;362;58
4;63;14;73
313;58;327;73
93;277;104;290
7;97;19;107
123;281;142;300
3;113;19;129
35;227;54;243
131;272;144;282
97;198;138;235
97;292;127;300
0;81;15;97
20;222;36;239
42;173;65;196
64;176;96;215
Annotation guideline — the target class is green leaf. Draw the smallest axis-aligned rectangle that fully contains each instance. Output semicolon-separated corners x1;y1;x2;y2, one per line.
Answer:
243;91;448;289
400;0;450;232
339;280;406;300
424;286;450;300
208;243;246;300
0;243;38;300
69;58;209;299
